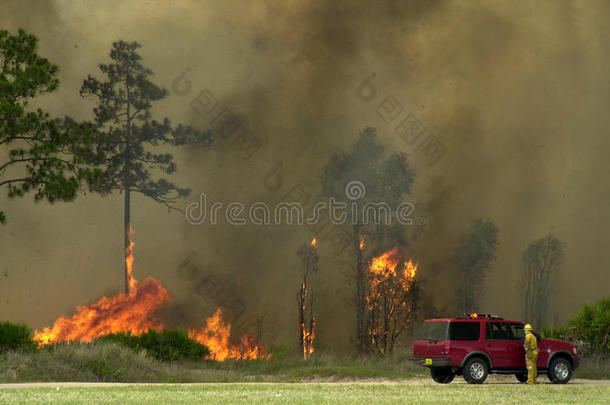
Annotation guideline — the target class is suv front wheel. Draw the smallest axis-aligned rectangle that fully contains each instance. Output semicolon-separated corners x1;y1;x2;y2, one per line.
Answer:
430;367;455;384
463;357;488;384
548;357;572;384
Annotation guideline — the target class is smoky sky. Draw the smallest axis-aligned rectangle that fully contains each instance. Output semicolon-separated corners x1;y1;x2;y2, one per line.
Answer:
1;0;609;349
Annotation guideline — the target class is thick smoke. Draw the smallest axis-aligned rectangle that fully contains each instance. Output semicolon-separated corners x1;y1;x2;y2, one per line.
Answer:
1;1;609;350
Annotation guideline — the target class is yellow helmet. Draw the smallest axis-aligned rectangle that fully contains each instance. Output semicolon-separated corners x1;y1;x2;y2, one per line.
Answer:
524;324;533;331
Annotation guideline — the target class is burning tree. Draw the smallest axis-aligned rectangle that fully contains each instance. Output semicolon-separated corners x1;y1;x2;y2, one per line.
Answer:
80;40;212;294
296;238;319;359
366;245;419;355
320;127;415;354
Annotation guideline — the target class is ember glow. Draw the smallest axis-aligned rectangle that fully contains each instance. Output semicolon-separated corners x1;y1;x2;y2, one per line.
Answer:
188;308;270;361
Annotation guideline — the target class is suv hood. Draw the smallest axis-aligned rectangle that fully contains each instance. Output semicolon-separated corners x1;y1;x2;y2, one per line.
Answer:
539;337;575;350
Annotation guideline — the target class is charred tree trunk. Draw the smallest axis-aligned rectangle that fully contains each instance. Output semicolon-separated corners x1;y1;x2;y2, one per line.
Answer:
297;240;318;360
124;186;131;294
297;278;306;354
306;294;315;357
354;226;367;355
124;78;132;295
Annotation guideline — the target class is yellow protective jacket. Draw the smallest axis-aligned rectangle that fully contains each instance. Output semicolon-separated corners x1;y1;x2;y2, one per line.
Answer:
524;332;539;359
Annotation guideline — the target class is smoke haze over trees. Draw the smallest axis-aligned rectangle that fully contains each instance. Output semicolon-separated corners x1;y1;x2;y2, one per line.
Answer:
519;234;563;329
453;218;499;314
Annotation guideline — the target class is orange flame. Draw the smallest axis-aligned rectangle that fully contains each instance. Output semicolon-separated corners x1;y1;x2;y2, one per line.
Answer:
125;226;137;294
188;308;270;361
359;235;364;250
369;246;403;276
311;238;318;248
33;279;170;345
367;245;418;305
302;319;315;359
34;226;171;346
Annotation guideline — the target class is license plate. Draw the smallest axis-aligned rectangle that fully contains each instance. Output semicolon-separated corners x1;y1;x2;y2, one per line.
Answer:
425;358;432;365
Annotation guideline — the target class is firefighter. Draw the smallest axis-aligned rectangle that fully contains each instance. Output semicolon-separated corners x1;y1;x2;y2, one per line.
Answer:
524;323;539;384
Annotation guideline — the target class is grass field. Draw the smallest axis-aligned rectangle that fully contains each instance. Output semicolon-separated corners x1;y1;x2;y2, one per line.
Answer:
1;381;609;404
2;341;607;383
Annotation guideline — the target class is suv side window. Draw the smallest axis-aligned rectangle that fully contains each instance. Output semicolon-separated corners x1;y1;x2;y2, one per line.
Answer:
486;322;511;340
449;322;480;341
509;323;525;341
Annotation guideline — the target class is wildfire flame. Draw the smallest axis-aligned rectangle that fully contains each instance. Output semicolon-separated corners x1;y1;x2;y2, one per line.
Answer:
33;279;170;345
302;318;315;359
125;226;137;294
359;235;364;250
34;228;269;361
367;245;418;304
311;238;317;248
34;232;170;345
188;308;270;361
370;246;402;276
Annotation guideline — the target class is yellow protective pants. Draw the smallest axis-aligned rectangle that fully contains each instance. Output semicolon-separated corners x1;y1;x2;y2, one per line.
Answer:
526;352;538;384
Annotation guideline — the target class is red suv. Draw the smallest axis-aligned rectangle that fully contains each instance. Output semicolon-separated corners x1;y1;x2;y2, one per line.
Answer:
412;314;579;384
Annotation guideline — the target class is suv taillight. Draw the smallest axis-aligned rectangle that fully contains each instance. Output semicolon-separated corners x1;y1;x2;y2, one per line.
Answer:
441;344;451;355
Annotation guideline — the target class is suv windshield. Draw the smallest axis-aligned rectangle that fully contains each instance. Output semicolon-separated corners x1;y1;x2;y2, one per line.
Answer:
416;322;448;341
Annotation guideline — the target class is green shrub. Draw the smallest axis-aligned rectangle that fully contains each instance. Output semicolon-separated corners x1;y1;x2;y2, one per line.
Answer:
98;329;209;362
0;321;36;352
543;297;609;357
569;297;609;356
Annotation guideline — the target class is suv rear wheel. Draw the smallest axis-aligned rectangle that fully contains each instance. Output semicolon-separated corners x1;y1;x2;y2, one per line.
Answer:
463;357;488;384
548;357;572;384
430;367;455;384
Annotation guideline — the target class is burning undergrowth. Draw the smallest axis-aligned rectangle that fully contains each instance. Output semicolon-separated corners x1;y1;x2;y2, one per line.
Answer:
33;232;269;361
33;278;170;346
188;308;270;361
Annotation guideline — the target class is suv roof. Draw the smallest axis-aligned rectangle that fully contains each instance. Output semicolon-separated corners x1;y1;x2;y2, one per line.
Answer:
425;313;515;322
